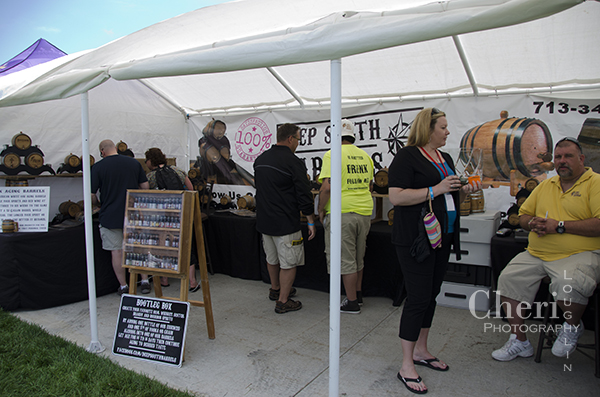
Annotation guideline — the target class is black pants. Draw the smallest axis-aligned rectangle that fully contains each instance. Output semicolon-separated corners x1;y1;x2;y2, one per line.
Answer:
396;233;453;342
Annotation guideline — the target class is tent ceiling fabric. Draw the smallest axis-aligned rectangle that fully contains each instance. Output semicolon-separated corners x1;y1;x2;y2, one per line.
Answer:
0;0;597;114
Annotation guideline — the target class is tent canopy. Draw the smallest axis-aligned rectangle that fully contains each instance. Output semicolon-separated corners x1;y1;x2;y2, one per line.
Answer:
0;0;597;115
0;39;66;77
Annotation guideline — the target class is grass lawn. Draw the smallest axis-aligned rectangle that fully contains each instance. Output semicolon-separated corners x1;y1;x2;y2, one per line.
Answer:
0;309;198;397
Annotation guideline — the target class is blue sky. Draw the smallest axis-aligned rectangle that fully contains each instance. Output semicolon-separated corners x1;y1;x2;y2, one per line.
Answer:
1;0;232;63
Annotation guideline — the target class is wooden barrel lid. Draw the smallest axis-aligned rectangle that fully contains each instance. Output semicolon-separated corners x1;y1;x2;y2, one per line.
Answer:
188;168;199;179
65;154;81;167
117;141;128;152
374;168;389;187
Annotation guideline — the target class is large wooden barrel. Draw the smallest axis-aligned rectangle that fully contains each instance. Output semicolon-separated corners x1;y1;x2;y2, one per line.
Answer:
11;132;32;150
577;118;600;172
1;152;21;169
237;194;255;210
59;201;81;217
460;117;552;180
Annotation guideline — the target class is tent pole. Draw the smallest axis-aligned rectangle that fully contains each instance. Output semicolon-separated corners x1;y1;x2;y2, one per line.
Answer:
81;92;105;353
328;58;342;397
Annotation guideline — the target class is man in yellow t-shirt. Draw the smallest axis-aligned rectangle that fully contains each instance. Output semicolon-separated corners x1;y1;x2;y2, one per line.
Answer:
492;137;600;362
318;119;374;314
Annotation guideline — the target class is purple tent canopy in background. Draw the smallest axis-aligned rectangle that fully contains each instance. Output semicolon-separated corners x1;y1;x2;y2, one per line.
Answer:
0;38;66;76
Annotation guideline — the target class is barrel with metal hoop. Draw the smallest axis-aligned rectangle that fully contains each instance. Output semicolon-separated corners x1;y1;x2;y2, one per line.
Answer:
237;194;255;210
11;132;32;150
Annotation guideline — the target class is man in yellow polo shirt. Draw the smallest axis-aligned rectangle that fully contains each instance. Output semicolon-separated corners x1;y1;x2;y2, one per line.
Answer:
492;137;600;361
318;119;374;314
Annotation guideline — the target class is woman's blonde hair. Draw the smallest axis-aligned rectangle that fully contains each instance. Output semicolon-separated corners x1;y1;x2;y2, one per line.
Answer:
407;108;446;147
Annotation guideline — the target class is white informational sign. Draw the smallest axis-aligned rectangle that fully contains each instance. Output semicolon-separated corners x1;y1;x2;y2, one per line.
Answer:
0;186;50;232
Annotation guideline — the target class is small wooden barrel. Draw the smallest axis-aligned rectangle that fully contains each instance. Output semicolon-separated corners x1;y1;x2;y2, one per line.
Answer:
76;200;85;211
117;141;128;153
220;196;232;206
507;204;521;226
188;168;200;179
460;194;471;216
373;168;389;194
25;153;44;168
470;190;485;213
2;219;18;233
387;209;394;226
11;132;32;150
524;178;539;192
1;152;21;169
80;155;95;167
64;153;81;168
5;178;29;187
237;194;255;210
59;201;81;217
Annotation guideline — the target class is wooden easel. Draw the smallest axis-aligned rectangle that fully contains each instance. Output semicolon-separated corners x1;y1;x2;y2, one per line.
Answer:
124;190;215;340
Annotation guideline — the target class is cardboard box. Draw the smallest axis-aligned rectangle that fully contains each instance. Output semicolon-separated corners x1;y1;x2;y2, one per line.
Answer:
436;281;491;312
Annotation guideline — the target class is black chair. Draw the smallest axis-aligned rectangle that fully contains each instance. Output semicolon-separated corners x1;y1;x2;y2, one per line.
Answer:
535;277;600;378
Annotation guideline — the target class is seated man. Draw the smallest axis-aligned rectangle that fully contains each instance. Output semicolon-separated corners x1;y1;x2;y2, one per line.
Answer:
492;137;600;361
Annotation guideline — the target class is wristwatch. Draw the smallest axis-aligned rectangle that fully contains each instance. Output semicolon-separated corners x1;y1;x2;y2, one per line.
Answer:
556;221;565;234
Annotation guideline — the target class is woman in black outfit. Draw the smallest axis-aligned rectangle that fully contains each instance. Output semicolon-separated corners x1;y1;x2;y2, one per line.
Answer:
388;108;481;394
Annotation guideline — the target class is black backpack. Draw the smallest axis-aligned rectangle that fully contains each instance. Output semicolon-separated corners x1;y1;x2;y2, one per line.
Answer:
155;165;184;190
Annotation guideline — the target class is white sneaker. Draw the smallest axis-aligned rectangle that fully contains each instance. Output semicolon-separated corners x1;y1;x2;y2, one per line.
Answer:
552;321;584;357
492;334;534;361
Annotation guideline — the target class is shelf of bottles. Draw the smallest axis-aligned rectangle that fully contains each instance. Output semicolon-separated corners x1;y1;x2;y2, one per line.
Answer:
122;190;193;275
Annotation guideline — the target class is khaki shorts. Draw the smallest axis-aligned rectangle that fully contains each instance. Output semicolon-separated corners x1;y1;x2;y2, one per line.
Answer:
324;212;371;275
262;231;305;270
99;226;124;251
497;250;600;305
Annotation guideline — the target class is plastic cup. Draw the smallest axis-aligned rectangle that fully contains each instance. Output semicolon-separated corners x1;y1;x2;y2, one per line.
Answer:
468;175;481;188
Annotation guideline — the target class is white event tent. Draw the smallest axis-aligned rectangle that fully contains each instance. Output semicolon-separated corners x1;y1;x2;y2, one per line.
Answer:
1;0;599;394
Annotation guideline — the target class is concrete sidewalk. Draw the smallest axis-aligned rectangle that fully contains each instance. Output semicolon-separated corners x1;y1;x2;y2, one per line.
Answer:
14;274;600;396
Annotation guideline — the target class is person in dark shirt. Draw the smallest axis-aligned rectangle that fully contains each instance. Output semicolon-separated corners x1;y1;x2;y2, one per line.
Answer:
91;140;149;295
254;123;316;314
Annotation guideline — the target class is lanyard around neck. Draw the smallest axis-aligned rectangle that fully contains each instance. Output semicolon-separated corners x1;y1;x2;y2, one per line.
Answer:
420;147;448;177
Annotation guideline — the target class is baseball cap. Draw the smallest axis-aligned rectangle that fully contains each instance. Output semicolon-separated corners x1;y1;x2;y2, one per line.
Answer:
341;119;355;139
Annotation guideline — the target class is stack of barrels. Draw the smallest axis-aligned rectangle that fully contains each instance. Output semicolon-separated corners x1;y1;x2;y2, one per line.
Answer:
0;132;48;172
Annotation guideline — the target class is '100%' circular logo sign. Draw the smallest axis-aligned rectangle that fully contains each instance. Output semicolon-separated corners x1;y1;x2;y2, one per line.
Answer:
235;117;272;162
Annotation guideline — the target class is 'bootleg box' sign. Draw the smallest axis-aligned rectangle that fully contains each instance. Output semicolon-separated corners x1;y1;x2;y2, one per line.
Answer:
113;295;190;367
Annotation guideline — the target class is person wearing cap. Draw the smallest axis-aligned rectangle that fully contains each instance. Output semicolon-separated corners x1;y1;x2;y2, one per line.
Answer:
254;123;317;314
318;119;374;314
492;137;600;362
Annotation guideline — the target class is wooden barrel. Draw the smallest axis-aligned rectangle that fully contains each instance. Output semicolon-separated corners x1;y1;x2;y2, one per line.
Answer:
220;196;232;206
373;168;389;194
2;219;18;233
470;190;485;213
188;168;200;179
507;204;521;227
387;209;394;226
76;200;85;211
116;141;128;153
80;155;95;167
64;153;81;168
237;194;255;210
59;201;81;217
460;117;552;180
460;194;471;216
577;118;600;173
25;153;44;168
11;132;32;150
515;188;530;207
1;152;21;169
5;178;28;187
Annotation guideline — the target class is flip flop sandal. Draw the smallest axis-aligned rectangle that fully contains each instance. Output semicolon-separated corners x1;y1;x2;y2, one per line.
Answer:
397;373;427;394
413;357;449;372
189;284;201;292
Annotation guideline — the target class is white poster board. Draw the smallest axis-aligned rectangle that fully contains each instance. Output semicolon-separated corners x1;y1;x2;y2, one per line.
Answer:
0;186;50;232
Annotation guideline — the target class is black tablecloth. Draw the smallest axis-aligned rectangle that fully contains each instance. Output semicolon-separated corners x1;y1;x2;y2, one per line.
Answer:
0;220;119;311
205;211;406;305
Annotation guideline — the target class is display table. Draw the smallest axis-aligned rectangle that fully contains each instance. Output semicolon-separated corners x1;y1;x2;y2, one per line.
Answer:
0;220;119;311
205;211;406;305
